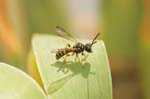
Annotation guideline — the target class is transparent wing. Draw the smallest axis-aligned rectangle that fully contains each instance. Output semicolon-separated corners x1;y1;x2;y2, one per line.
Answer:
56;26;78;43
51;48;79;53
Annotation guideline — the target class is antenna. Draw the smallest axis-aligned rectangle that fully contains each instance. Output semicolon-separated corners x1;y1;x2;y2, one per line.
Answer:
91;32;100;45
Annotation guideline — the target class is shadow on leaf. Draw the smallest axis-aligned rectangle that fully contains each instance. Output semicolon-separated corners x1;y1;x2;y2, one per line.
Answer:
47;61;95;94
52;61;95;78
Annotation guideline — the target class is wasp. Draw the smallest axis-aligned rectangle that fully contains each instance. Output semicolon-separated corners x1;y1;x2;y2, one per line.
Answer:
52;26;100;62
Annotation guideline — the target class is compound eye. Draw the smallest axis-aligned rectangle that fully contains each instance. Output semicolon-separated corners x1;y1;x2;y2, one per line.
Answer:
85;43;92;52
86;45;89;49
87;44;91;48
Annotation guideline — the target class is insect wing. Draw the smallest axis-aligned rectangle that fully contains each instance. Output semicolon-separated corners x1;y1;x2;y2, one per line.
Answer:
51;48;65;53
51;48;79;53
56;26;78;43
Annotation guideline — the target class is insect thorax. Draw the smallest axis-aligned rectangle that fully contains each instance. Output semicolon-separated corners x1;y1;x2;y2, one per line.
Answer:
73;43;84;53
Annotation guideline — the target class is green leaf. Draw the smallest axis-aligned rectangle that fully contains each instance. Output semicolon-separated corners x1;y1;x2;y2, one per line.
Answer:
32;34;112;99
0;63;47;99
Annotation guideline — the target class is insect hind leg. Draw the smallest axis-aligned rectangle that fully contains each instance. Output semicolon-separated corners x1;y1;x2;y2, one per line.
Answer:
63;56;67;63
63;52;74;63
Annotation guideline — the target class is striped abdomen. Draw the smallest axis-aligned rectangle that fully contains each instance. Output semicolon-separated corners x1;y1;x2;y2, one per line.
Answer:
56;49;72;60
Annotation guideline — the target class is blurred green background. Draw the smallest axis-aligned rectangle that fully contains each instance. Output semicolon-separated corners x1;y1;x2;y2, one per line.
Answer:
0;0;149;99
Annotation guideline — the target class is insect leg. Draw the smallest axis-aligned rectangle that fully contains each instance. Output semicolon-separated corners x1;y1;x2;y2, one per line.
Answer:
75;53;80;62
63;56;67;63
81;52;87;62
63;52;74;62
71;53;74;56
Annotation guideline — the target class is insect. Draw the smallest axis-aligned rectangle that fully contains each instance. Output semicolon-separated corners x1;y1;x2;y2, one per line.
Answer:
52;26;100;62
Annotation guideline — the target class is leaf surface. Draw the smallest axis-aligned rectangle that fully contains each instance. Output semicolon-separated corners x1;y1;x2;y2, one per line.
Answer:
0;63;47;99
32;34;112;99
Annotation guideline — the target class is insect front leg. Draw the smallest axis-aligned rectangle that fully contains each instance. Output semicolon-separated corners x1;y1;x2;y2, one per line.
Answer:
81;52;87;62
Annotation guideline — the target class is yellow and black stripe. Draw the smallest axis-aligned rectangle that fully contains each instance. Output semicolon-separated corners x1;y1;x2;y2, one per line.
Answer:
56;50;66;60
55;48;75;60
